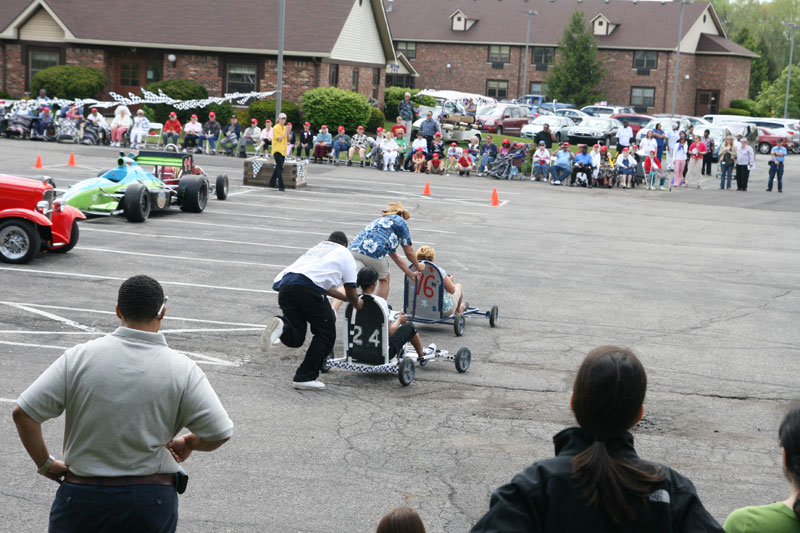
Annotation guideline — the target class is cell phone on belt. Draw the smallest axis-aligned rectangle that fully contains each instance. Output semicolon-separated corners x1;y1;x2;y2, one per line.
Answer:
174;466;188;494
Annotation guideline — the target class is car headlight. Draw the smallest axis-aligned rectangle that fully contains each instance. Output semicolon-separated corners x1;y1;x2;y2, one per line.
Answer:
484;119;494;125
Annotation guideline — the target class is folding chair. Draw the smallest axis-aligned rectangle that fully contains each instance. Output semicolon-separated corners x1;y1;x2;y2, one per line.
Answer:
144;122;164;149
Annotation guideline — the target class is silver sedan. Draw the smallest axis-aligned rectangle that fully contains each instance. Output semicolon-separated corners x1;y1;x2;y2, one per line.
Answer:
520;116;574;143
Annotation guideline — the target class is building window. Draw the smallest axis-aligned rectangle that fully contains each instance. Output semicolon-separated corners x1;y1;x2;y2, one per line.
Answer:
328;64;339;87
396;42;416;60
226;64;256;93
372;68;380;99
352;68;359;91
488;45;510;63
532;47;554;65
119;62;140;87
633;51;657;70
146;58;162;84
386;74;415;89
486;80;508;99
631;87;655;107
29;50;59;84
529;82;547;95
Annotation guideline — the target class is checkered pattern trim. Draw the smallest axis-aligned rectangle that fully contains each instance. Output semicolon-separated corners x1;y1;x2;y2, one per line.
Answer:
329;360;398;374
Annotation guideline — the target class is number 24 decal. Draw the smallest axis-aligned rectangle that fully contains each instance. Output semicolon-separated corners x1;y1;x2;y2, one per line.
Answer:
353;325;380;347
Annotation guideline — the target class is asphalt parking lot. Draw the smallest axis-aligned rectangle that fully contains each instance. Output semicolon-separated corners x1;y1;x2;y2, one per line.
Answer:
1;138;799;532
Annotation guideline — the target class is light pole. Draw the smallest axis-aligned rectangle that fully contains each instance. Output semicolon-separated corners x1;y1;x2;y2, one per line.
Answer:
784;22;798;119
670;0;692;118
521;10;537;99
275;0;286;120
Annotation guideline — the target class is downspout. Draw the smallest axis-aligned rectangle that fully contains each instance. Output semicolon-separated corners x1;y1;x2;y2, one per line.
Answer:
2;41;6;94
662;51;670;113
313;57;321;88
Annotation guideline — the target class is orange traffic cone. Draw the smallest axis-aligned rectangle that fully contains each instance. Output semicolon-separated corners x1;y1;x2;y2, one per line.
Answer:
34;155;43;169
67;152;76;166
423;182;431;196
490;188;500;206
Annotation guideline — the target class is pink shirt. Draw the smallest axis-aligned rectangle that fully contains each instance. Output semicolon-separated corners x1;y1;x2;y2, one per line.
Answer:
184;121;203;134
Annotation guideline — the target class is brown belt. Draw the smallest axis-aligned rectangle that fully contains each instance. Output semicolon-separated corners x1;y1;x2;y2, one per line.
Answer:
64;472;175;487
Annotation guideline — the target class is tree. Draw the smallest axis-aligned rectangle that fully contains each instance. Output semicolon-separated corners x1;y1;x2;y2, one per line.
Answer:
31;65;106;100
755;65;800;118
733;27;775;100
545;12;604;106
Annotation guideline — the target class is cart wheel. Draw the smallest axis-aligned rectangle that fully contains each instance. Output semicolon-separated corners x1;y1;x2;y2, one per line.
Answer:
320;353;333;373
489;305;499;328
453;314;466;337
398;358;415;386
455;348;471;373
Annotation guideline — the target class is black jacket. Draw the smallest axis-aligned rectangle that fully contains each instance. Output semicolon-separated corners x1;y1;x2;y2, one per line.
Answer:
533;129;556;148
298;130;314;146
471;428;724;533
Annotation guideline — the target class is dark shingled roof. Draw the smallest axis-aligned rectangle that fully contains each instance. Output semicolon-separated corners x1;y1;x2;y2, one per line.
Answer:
696;33;758;57
384;0;750;54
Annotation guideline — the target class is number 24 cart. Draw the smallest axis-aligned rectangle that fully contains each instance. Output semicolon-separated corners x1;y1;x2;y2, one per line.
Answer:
322;294;471;386
404;261;499;336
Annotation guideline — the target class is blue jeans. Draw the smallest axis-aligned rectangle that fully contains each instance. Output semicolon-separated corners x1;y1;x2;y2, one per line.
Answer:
549;165;569;182
332;140;349;161
199;135;217;150
767;161;784;191
50;482;178;533
719;162;734;189
533;163;548;179
479;154;495;172
162;132;180;145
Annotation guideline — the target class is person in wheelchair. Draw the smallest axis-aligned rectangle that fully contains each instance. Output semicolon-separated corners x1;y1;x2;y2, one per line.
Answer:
570;144;594;188
357;267;427;364
415;246;467;316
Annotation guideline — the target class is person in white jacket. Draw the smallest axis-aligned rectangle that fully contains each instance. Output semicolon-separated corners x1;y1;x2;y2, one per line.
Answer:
109;105;132;147
128;109;150;148
380;131;400;171
590;144;602;183
532;141;551;181
615;147;638;189
638;130;658;160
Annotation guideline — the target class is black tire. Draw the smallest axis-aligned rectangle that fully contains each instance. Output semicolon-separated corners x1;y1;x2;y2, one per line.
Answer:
398;358;415;386
455;348;471;373
216;174;229;200
555;132;561;143
179;176;209;213
122;183;150;222
320;353;333;373
453;314;466;337
51;220;79;254
758;142;772;155
489;305;499;328
0;219;41;264
496;126;503;136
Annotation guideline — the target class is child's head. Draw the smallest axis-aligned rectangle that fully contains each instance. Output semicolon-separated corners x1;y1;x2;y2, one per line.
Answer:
780;407;800;504
376;506;425;533
416;246;435;262
357;267;379;292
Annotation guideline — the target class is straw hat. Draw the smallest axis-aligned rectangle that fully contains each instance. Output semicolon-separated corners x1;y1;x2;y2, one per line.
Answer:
381;201;410;220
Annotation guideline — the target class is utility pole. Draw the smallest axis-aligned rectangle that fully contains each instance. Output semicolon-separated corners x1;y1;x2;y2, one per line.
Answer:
670;0;692;118
275;0;286;120
784;22;798;119
521;10;537;99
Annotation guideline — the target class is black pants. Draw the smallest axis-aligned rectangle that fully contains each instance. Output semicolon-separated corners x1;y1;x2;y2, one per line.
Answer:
50;482;178;533
278;284;336;382
701;152;713;175
183;134;199;149
389;323;416;358
296;144;311;157
736;164;750;190
269;152;285;189
570;164;593;187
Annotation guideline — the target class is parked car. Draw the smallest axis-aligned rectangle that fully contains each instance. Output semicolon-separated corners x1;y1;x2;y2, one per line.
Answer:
756;127;792;155
520;116;574;143
531;105;555;116
0;175;85;263
567;117;622;146
537;102;577;112
581;105;634;117
652;114;709;128
701;126;733;161
610;113;654;136
475;104;534;135
743;119;799;147
514;94;550;107
723;122;759;147
555;108;591;124
636;118;692;143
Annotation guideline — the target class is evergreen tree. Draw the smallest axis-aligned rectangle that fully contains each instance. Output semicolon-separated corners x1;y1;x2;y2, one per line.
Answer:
733;27;774;100
545;12;604;106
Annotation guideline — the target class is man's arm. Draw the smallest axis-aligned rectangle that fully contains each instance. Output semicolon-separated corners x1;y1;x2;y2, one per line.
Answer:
167;433;230;463
389;251;421;280
12;406;68;482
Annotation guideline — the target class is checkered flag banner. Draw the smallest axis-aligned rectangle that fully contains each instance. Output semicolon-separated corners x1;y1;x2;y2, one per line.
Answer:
251;159;264;177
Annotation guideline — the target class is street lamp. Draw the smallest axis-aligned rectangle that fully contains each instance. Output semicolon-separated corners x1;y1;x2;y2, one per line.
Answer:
670;0;693;118
521;9;538;99
275;0;286;119
784;22;798;119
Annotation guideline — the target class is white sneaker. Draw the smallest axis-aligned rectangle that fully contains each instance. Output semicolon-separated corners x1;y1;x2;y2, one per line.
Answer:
260;316;284;352
425;343;437;354
292;380;326;390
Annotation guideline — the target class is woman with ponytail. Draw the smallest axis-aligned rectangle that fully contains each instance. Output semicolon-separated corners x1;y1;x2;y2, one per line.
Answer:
724;406;800;532
471;346;723;532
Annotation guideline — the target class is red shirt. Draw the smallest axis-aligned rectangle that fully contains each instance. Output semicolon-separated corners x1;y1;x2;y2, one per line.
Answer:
644;157;661;173
164;118;182;134
689;142;706;160
430;158;443;168
458;155;472;167
391;124;406;138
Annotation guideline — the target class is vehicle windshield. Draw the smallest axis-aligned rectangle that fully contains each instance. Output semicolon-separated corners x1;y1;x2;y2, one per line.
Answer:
644;119;678;130
487;107;505;117
531;116;555;125
581;119;612;129
477;105;496;116
706;127;728;138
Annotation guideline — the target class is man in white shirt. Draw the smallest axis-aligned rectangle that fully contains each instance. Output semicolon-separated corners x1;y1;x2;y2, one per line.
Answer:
665;123;680;170
13;275;233;532
616;120;634;154
262;231;363;390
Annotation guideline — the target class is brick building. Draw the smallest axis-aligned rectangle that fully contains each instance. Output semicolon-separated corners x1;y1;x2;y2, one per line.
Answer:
0;0;395;106
384;0;757;116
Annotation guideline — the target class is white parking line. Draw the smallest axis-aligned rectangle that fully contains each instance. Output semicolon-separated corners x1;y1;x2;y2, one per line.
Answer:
4;303;101;333
0;268;276;294
79;227;308;250
0;340;69;350
0;398;16;403
80;247;284;268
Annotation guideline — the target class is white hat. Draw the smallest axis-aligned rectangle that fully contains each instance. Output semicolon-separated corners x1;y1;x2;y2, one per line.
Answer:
278;112;287;119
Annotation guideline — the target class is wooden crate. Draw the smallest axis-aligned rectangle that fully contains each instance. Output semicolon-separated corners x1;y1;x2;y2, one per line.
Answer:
243;157;307;188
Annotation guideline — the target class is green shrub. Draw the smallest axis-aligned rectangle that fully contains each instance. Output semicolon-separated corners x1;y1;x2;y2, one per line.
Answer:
0;90;11;99
300;87;371;132
234;109;250;126
248;99;300;126
383;87;436;120
201;102;235;124
144;80;208;123
719;107;751;116
366;107;385;132
729;98;758;114
31;65;106;100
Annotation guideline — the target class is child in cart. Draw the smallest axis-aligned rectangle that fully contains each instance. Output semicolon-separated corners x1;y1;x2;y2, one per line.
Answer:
357;267;430;364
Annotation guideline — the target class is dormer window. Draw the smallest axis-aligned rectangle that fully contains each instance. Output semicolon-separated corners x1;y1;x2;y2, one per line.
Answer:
592;14;612;36
450;9;476;32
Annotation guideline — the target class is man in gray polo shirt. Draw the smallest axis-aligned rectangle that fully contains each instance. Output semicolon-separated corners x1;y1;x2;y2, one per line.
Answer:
12;274;233;533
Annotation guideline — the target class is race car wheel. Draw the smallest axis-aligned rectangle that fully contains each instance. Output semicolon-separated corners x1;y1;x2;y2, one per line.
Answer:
555;133;561;143
216;174;229;200
122;183;151;222
455;348;471;373
51;220;79;254
489;305;499;328
398;358;415;386
179;176;209;213
0;219;41;264
320;353;333;373
453;313;466;337
758;142;772;155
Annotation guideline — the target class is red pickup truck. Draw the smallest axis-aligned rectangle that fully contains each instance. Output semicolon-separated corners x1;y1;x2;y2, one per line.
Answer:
0;175;85;263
